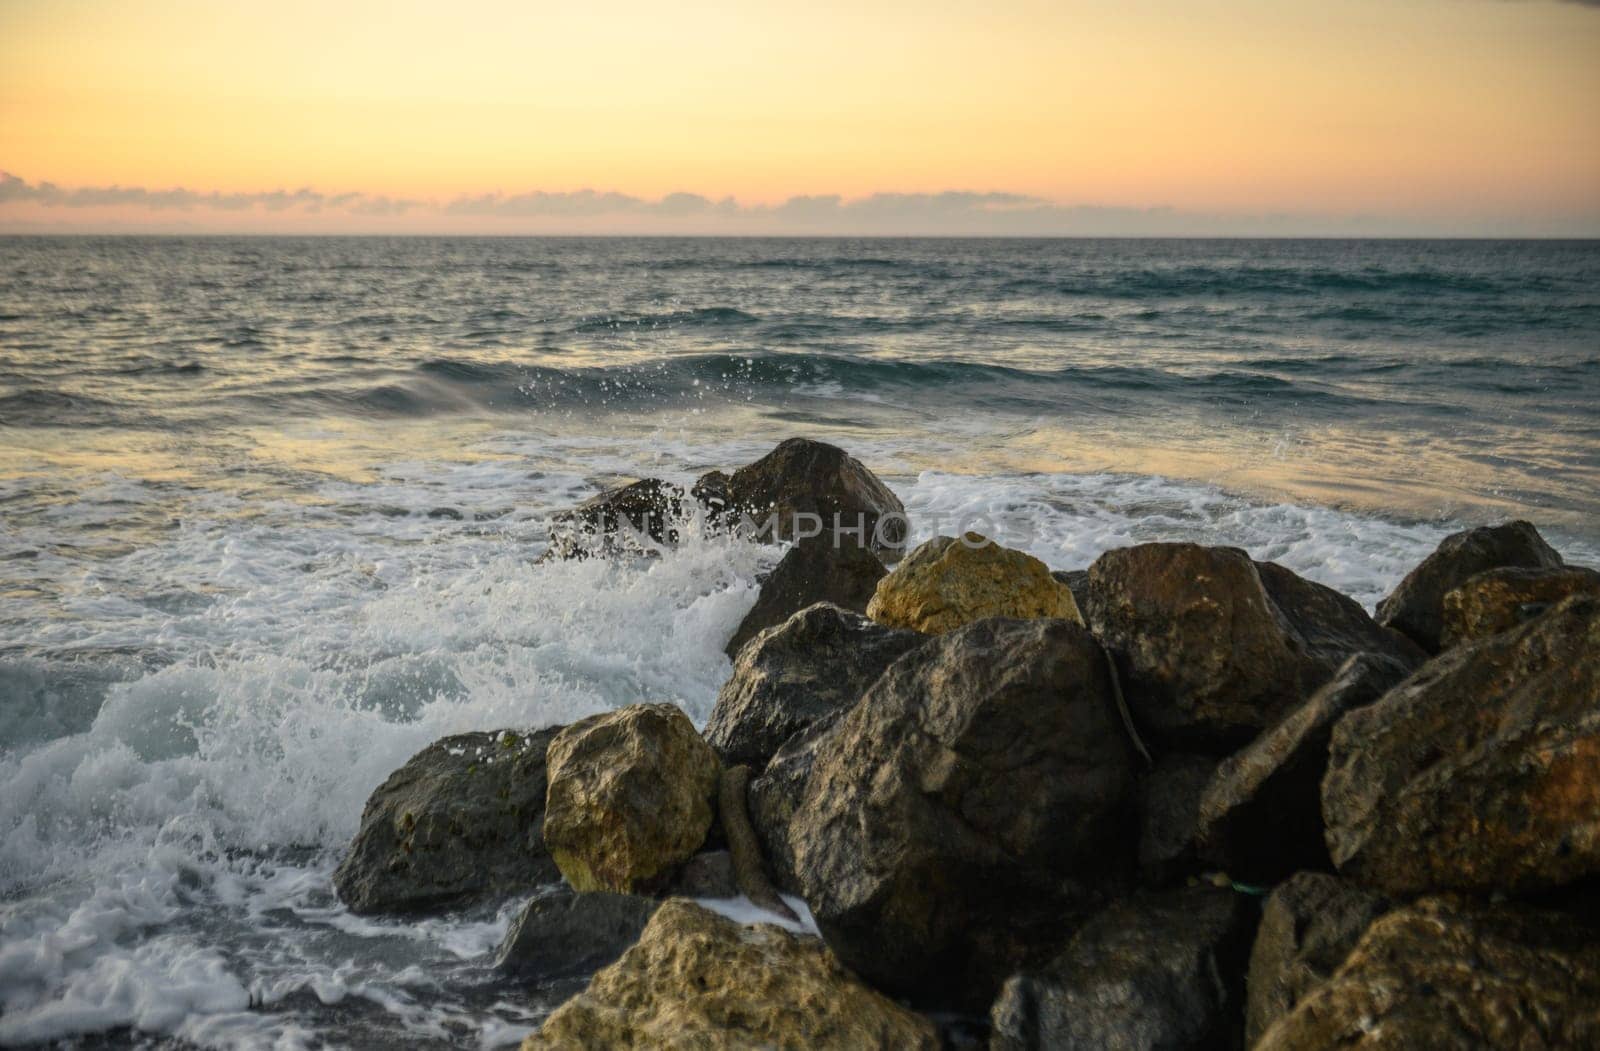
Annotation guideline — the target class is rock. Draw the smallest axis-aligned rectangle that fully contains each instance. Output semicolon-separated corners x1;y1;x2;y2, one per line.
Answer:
1136;752;1218;887
544;478;688;560
719;765;800;921
706;603;923;770
866;534;1083;635
494;887;660;979
1376;520;1564;652
748;708;846;895
989;886;1258;1051
1051;568;1091;613
786;617;1138;1009
1440;564;1600;648
710;437;907;554
332;728;563;915
1255;896;1600;1050
522;899;939;1050
1323;595;1600;896
543;704;721;893
663;849;739;898
1245;872;1393;1046
724;537;888;659
1196;654;1413;883
1084;543;1422;750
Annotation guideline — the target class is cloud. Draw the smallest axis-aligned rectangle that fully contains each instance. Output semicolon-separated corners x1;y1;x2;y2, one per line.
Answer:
0;172;418;215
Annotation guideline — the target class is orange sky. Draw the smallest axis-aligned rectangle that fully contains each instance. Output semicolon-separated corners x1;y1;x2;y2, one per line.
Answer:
2;0;1598;234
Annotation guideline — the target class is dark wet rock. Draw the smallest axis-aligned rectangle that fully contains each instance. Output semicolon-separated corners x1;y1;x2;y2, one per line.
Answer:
1376;519;1564;653
333;727;563;915
706;603;922;770
1083;543;1422;750
544;478;687;560
1196;653;1413;883
1245;872;1393;1047
662;849;739;898
1256;896;1600;1050
1324;595;1600;896
690;469;731;519
426;506;464;520
748;707;846;895
707;437;907;554
1440;563;1600;648
723;538;888;659
989;886;1258;1051
1051;569;1091;614
785;617;1138;1010
1136;752;1218;887
494;887;660;979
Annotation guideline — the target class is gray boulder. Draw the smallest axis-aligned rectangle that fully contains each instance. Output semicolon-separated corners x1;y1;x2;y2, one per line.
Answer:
1135;752;1218;887
706;437;907;554
724;537;887;658
543;478;688;561
495;887;660;979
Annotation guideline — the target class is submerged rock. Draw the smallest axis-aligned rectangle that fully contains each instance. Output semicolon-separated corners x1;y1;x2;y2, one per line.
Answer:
544;478;688;560
1084;543;1421;749
332;727;563;915
866;534;1081;635
786;617;1137;1009
1376;519;1563;652
723;537;888;659
708;437;907;554
989;886;1258;1051
521;899;939;1050
1440;563;1600;648
1196;653;1413;883
1256;897;1600;1050
1323;595;1600;896
705;603;922;770
543;704;720;893
495;887;660;979
1245;872;1393;1047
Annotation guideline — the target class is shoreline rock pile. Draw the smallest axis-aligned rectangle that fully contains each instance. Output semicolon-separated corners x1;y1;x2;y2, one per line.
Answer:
330;437;1600;1049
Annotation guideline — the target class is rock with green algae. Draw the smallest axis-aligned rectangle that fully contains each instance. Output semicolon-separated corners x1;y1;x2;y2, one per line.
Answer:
519;899;939;1051
865;533;1081;635
542;703;720;893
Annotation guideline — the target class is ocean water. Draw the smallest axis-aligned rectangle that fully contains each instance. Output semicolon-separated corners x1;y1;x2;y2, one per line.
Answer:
1;236;1597;1047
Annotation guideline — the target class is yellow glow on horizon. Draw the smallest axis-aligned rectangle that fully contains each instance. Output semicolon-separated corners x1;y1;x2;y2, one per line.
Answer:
2;0;1598;230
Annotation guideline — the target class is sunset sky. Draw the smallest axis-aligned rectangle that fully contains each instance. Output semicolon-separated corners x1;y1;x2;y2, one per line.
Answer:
2;0;1598;235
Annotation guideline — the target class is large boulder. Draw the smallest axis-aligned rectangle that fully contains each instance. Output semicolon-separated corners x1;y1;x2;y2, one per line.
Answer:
866;534;1082;635
1245;872;1393;1047
1255;897;1600;1050
1196;653;1413;883
989;886;1258;1051
724;537;887;659
708;437;907;554
1440;563;1600;648
1134;752;1218;887
1376;520;1563;652
332;728;563;915
544;478;688;560
495;887;660;979
785;617;1138;1009
1323;595;1600;896
748;708;846;895
706;603;922;770
543;704;721;893
1084;543;1422;750
522;899;939;1050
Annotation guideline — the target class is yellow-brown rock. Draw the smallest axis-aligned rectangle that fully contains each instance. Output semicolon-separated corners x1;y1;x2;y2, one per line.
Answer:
521;899;939;1050
865;534;1081;635
543;704;719;893
1439;564;1600;648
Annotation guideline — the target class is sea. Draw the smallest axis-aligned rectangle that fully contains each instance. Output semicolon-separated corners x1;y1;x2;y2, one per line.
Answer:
1;236;1598;1048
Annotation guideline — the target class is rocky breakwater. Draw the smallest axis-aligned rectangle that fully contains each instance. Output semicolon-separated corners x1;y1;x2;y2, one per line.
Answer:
327;441;1600;1049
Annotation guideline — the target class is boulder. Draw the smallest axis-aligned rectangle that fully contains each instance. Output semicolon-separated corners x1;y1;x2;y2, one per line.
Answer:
522;899;939;1050
708;437;907;554
1051;568;1091;613
1323;595;1600;896
543;704;721;893
1245;872;1392;1047
662;849;740;898
1084;543;1422;750
724;537;888;659
866;534;1082;635
989;886;1258;1051
706;603;922;770
1196;653;1413;883
1135;752;1218;887
495;888;660;979
1376;520;1563;652
332;728;563;915
748;708;846;895
785;617;1138;1009
1255;897;1600;1050
1440;564;1600;648
544;478;688;560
